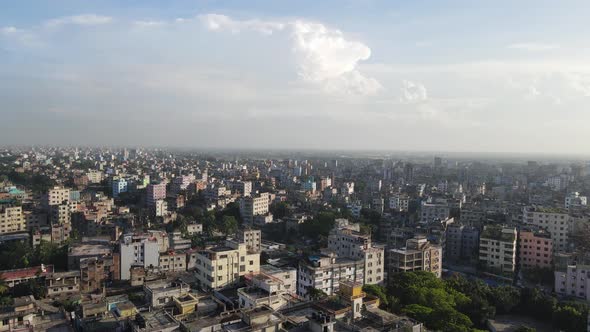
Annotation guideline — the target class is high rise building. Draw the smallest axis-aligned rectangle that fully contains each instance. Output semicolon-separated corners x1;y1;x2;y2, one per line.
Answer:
239;194;269;224
146;182;167;207
523;206;572;253
478;226;517;275
119;234;160;280
327;221;384;285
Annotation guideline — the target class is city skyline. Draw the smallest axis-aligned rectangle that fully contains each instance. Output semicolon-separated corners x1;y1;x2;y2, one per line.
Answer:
2;0;590;153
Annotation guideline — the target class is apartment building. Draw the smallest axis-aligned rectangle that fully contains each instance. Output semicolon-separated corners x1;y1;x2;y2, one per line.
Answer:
238;229;262;253
43;186;70;209
519;226;553;270
445;224;479;262
555;265;590;301
239;194;269;224
565;192;587;210
233;181;253;197
478;226;517;275
389;195;410;212
119;234;161;280
523;206;571;252
297;253;365;299
194;239;260;290
327;221;384;285
0;205;25;234
388;236;442;278
146;182;166;207
112;178;128;198
420;199;450;223
80;256;114;293
158;251;187;273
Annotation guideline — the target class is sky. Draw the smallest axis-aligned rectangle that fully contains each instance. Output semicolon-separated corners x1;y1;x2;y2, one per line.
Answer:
2;0;590;154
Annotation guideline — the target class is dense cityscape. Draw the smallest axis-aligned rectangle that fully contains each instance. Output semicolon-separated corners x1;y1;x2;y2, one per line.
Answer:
0;147;587;331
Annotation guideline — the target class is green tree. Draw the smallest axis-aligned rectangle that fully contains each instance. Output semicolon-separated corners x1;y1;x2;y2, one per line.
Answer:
220;216;238;236
306;287;328;301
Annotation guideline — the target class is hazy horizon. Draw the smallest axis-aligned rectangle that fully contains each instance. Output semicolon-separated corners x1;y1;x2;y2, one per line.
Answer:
2;0;590;153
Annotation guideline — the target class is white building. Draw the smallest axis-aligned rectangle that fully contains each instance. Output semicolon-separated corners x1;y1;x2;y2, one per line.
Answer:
119;234;161;280
565;192;587;210
523;206;572;252
555;265;590;301
327;221;384;285
389;195;410;212
478;226;517;275
420;199;450;223
112;178;128;198
297;254;364;299
240;194;270;224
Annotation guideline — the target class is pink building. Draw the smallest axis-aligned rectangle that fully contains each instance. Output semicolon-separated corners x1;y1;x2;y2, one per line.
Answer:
519;227;552;269
146;182;167;206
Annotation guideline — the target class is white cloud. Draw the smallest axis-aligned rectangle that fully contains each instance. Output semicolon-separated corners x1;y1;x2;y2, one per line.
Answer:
45;14;113;28
400;80;427;103
1;26;19;35
507;42;559;51
199;13;380;96
199;14;285;35
133;20;165;28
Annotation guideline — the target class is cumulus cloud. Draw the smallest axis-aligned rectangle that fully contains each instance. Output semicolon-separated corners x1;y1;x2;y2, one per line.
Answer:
45;14;113;28
400;80;427;103
507;43;559;51
199;13;380;96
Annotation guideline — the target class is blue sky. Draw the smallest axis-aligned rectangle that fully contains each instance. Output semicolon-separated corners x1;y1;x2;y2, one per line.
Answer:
2;0;590;153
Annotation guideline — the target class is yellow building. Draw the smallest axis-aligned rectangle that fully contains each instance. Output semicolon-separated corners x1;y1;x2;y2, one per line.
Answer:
174;294;198;316
195;239;260;290
0;205;25;234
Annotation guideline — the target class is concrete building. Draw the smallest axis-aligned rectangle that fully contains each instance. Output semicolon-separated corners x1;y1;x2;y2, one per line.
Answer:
112;178;128;198
555;265;590;301
186;223;203;236
146;182;166;207
523;206;572;252
565;192;587;210
233;181;253;197
519;226;553;270
194;240;260;290
388;236;442;278
239;194;269;224
119;234;160;280
144;279;190;308
327;221;384;285
297;253;365;299
445;224;479;262
43;186;70;209
237;229;262;253
389;195;410;212
158;250;187;273
80;256;114;293
260;265;297;295
420;199;450;223
0;205;25;234
478;226;517;275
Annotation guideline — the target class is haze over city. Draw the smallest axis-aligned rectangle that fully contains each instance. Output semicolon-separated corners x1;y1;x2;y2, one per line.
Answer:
2;0;590;153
